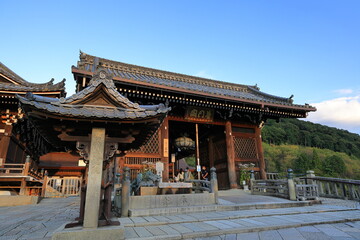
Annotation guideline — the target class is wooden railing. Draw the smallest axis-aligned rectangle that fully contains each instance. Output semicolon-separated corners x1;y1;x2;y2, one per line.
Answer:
0;158;44;180
301;176;360;201
0;163;26;175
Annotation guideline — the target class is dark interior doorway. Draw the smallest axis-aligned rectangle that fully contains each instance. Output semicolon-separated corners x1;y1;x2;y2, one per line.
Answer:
169;121;230;189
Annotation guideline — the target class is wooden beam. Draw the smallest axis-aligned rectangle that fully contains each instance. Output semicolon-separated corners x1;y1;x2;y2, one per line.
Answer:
225;121;238;189
160;116;169;181
255;127;267;179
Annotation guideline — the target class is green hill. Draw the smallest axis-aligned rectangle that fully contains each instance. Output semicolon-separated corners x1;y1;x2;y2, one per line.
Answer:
261;119;360;179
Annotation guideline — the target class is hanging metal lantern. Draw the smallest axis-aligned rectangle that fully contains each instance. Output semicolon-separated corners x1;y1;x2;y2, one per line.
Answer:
174;136;195;150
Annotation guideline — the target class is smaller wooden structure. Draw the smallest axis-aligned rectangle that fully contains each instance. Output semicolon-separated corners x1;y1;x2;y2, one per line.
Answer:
17;68;169;228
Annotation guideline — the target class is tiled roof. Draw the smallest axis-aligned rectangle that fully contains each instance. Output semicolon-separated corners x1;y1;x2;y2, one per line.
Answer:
73;52;312;109
0;62;65;92
17;69;170;120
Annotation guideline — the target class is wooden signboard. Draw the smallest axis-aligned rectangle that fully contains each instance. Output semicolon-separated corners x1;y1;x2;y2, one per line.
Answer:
185;107;214;122
163;138;169;157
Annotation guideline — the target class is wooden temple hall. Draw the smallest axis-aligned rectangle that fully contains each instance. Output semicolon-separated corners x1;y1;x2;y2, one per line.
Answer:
0;52;315;197
71;52;315;189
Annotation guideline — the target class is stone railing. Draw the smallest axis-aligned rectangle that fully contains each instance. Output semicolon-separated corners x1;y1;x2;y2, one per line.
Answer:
251;179;289;198
301;173;360;201
252;169;318;201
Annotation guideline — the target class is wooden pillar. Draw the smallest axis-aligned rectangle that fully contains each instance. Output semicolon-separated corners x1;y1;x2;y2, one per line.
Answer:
225;121;237;189
161;117;169;181
20;156;31;195
208;136;215;168
0;125;13;166
84;128;105;229
255;127;267;179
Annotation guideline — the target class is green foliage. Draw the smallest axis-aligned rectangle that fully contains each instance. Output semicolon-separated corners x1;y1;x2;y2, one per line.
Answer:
185;156;196;167
322;155;346;177
262;119;360;158
263;143;360;179
293;153;313;172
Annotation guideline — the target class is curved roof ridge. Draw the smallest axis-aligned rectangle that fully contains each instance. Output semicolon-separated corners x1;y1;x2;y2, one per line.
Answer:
247;86;293;104
0;61;29;85
0;62;66;90
77;51;256;92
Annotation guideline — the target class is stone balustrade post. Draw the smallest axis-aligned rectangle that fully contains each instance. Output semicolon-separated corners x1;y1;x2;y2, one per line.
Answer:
210;167;218;204
249;170;255;190
306;170;315;185
121;167;131;217
287;168;296;201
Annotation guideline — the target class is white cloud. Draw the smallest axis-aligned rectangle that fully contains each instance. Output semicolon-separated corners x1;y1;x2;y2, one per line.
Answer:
307;95;360;134
195;70;214;79
333;89;354;95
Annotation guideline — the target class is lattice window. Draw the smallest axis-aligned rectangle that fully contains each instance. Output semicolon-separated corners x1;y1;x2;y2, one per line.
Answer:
128;130;160;154
233;137;258;159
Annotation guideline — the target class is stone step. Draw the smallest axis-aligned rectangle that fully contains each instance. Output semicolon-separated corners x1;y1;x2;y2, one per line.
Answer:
122;205;355;227
124;209;360;240
128;200;318;217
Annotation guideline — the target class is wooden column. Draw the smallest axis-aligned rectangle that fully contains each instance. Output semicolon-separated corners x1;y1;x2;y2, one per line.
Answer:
83;128;105;229
255;127;267;179
208;136;215;168
20;156;31;195
161;117;169;181
225;121;237;189
0;125;12;166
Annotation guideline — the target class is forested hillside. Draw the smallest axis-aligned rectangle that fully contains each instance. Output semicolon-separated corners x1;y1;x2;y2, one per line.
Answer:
261;119;360;179
262;119;360;158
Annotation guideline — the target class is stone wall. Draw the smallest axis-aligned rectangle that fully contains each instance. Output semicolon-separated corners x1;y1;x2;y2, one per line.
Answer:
129;192;215;209
0;196;40;206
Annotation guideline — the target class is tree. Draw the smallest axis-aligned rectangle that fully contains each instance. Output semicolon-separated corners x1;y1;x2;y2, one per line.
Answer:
322;155;346;177
293;153;312;173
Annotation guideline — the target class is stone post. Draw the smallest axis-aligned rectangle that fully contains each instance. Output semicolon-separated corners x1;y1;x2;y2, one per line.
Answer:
83;128;106;229
287;168;296;201
249;170;255;191
306;170;315;185
121;167;131;217
210;167;218;204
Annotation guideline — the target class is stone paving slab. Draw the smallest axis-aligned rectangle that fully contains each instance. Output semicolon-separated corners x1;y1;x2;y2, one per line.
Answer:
1;194;360;240
125;209;360;239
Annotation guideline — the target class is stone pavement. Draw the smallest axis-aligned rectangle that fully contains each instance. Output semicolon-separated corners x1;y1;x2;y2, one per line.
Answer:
1;191;360;240
0;197;78;240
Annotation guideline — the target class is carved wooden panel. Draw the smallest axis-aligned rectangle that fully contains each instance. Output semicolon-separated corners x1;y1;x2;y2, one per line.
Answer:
233;137;258;159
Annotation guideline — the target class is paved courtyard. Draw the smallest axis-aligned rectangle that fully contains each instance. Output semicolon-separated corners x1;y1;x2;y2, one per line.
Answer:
0;191;359;240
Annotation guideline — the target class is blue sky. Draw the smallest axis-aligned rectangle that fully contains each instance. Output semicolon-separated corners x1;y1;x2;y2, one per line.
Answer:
1;0;359;134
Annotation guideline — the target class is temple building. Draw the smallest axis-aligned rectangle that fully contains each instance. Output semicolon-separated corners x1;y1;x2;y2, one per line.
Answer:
0;62;66;195
0;53;316;193
71;52;316;189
